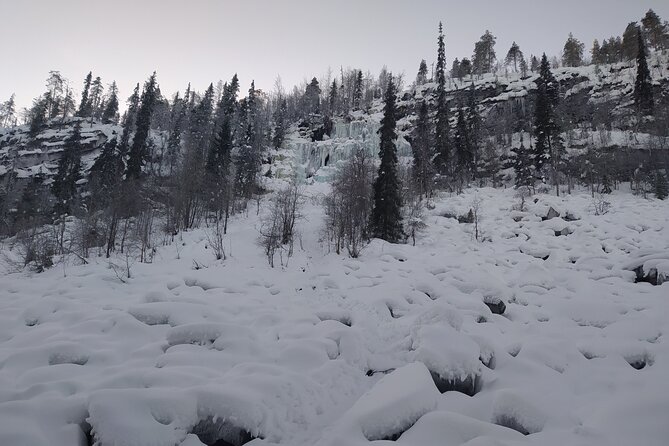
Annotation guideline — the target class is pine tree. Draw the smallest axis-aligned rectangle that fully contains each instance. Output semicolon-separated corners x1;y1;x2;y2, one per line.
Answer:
434;22;451;176
52;123;83;215
622;22;640;61
370;75;403;242
1;94;16;127
102;81;119;123
511;137;534;189
634;29;654;117
533;54;564;195
654;171;668;199
411;100;434;199
505;42;524;72
642;9;668;51
126;72;158;180
45;71;66;119
562;33;585;67
416;59;428;85
60;86;75;121
352;70;363;109
472;30;497;76
15;171;47;228
77;72;93;117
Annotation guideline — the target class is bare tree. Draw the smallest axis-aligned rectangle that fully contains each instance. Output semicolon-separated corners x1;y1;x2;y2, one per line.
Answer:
258;182;303;267
323;149;374;257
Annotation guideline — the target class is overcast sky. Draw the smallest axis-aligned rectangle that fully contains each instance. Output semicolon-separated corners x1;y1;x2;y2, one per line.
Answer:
1;0;668;111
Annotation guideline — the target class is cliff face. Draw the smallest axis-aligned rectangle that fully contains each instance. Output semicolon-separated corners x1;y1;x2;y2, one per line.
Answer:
2;54;668;185
0;118;121;180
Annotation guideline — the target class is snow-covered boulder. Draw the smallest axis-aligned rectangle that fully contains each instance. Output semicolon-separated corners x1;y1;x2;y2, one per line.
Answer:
318;362;440;444
412;325;482;396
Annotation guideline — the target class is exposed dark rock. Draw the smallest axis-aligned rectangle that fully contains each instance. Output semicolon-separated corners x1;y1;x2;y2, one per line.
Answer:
494;414;530;436
191;417;258;446
458;209;475;224
542;207;560;221
632;266;666;286
484;298;506;315
429;370;480;396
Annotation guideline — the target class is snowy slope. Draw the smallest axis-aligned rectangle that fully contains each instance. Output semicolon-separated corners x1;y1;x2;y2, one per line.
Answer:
0;185;667;446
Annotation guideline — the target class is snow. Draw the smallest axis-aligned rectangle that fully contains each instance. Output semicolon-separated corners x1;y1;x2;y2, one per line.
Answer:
0;186;668;446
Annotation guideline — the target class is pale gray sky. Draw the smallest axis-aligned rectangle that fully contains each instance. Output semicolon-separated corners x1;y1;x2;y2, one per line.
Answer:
1;0;668;111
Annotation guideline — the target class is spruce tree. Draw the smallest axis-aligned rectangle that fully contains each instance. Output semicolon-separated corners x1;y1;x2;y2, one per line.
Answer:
654;171;668;199
303;77;321;115
434;22;451;177
235;81;262;200
15;171;47;228
102;81;119;123
328;79;338;116
272;97;287;149
466;85;482;174
533;54;564;195
370;75;403;243
29;97;48;136
411;100;434;199
52;123;83;215
89;76;104;118
622;22;640;61
89;137;123;208
352;70;363;109
511;137;534;189
634;29;654;117
460;58;472;77
454;107;473;185
77;72;93;117
451;58;461;80
187;83;215;154
530;55;539;72
416;59;428;85
126;72;158;180
118;83;140;156
591;39;602;64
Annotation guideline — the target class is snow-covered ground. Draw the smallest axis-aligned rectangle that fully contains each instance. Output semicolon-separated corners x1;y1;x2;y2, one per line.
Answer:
0;186;668;446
